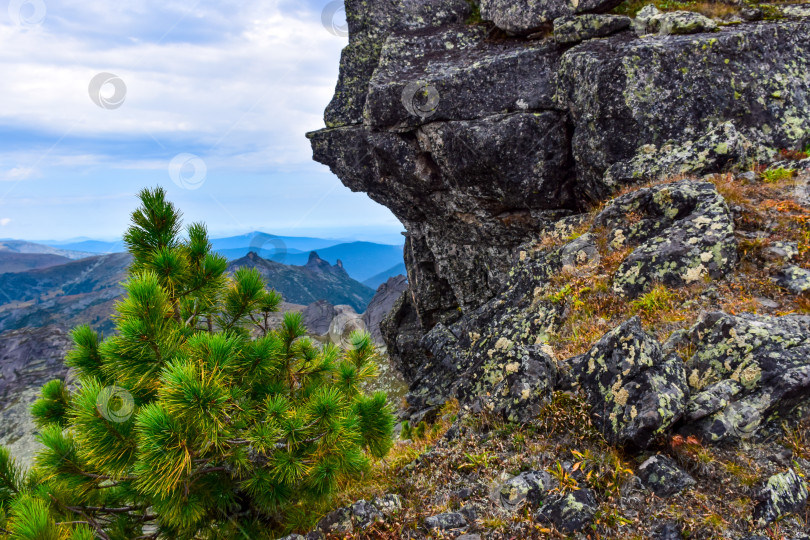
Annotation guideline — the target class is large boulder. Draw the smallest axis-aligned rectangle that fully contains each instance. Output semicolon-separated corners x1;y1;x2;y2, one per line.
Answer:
553;14;631;45
558;20;810;197
593;180;737;297
571;317;688;448
753;469;809;527
680;312;810;443
481;0;624;34
302;300;337;336
637;454;696;497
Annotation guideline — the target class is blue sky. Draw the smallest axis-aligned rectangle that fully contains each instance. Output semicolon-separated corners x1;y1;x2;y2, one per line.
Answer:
0;0;405;244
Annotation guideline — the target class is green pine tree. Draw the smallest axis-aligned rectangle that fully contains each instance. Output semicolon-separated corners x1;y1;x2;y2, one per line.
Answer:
0;187;394;539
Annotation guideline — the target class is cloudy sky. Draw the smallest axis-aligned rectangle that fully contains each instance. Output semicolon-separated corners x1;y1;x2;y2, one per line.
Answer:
0;0;404;244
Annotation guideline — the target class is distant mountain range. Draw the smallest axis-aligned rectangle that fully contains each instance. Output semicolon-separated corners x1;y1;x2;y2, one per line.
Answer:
228;251;374;312
0;239;93;260
0;249;377;335
0;252;73;274
24;232;405;285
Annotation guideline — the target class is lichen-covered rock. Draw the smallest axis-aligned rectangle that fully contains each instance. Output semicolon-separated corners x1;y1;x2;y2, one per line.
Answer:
633;4;662;35
559;20;810;197
553;14;631;45
680;312;810;443
535;488;598;533
762;241;799;264
325;0;471;127
424;511;467;530
481;0;625;34
311;5;810;422
753;469;809;527
497;470;555;510
572;317;688;448
776;265;810;294
779;4;810;19
603;122;753;186
372;494;403;516
657;11;717;36
316;507;353;534
350;500;383;529
593;180;737;297
638;454;696;497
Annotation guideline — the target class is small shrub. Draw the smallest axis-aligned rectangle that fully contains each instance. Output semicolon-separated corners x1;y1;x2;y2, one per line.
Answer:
761;167;796;183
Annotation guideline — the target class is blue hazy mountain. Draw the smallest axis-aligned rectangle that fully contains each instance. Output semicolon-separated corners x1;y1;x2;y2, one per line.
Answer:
36;232;405;283
225;241;404;283
362;262;407;289
43;239;126;254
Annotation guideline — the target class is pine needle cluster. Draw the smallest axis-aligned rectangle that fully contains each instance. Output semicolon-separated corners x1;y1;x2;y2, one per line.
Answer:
0;187;394;539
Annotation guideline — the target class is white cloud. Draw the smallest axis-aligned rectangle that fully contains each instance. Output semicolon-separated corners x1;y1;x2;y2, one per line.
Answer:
1;166;36;180
0;0;346;170
0;218;11;226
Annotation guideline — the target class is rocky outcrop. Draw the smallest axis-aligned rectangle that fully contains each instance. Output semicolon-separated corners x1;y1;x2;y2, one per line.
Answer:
302;299;337;335
363;275;408;345
310;0;810;438
593;180;737;297
0;325;72;468
679;312;810;443
571;317;688;448
637;454;696;497
753;469;809;527
303;275;408;346
310;1;810;382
